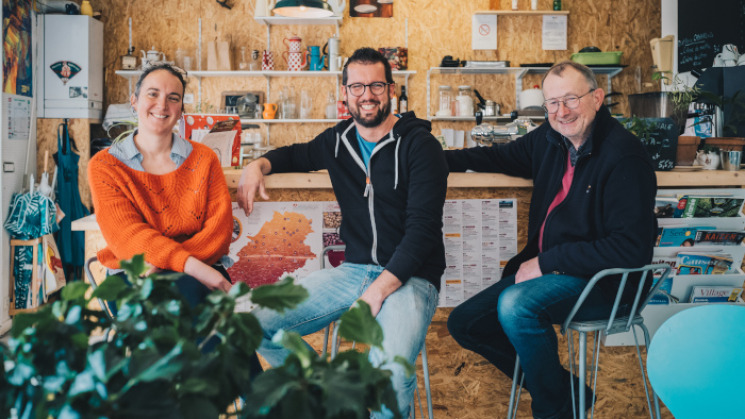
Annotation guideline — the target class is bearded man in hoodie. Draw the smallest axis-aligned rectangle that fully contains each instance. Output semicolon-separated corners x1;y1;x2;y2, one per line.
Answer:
237;47;448;419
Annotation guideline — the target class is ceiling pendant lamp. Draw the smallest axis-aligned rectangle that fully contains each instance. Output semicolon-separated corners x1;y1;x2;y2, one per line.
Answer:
272;0;334;18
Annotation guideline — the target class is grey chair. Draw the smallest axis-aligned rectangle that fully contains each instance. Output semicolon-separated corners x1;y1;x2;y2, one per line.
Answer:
506;263;673;419
319;245;434;419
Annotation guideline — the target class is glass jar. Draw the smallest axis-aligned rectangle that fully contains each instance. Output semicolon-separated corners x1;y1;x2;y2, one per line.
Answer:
437;85;452;117
456;85;474;117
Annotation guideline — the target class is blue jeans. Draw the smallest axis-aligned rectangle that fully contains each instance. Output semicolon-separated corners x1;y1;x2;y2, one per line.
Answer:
252;263;439;419
447;274;614;419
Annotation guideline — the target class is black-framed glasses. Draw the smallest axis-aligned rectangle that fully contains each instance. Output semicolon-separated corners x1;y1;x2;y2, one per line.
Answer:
543;89;595;113
345;82;391;97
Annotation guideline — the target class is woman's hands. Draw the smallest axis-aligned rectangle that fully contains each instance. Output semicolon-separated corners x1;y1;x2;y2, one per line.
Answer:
184;256;232;293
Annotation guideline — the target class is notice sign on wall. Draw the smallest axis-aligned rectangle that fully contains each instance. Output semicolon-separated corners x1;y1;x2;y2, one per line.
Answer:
472;14;497;50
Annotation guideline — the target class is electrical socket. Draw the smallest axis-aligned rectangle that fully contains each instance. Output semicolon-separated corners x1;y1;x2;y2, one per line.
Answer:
184;93;194;104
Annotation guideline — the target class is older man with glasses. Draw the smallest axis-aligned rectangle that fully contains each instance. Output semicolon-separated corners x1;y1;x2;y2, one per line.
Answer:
237;47;447;419
445;60;657;419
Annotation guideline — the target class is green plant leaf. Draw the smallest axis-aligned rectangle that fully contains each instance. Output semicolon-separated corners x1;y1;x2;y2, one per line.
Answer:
91;275;129;301
273;330;316;369
68;370;96;397
179;396;220;419
62;281;90;301
250;277;308;313
337;300;384;348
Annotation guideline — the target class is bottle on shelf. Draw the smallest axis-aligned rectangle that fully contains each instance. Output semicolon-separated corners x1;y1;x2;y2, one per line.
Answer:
553;0;561;10
399;86;408;113
239;46;248;70
391;88;398;114
325;92;337;119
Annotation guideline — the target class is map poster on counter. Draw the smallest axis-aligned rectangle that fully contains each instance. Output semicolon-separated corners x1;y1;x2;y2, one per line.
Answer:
226;199;518;310
227;202;323;291
440;199;518;307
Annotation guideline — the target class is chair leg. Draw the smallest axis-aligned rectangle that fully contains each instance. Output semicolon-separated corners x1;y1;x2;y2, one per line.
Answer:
567;330;577;419
578;331;588;419
506;356;523;419
589;331;601;419
421;342;433;419
321;324;331;358
634;323;660;419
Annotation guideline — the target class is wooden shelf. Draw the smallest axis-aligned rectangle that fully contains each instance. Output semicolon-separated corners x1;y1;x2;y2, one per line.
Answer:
474;10;569;15
220;170;745;190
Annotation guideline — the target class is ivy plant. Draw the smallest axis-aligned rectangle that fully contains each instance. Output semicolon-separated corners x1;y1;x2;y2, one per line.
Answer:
0;255;403;419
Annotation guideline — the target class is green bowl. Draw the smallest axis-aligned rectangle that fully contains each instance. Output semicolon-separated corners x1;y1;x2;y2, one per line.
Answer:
570;51;623;65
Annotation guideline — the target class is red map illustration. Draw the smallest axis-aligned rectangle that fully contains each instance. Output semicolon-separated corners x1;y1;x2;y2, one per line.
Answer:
228;211;316;287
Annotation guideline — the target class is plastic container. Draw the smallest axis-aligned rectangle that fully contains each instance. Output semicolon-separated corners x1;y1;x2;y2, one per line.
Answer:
570;51;623;65
456;85;474;117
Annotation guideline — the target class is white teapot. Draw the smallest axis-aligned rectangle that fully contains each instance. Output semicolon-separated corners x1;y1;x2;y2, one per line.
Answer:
141;47;166;68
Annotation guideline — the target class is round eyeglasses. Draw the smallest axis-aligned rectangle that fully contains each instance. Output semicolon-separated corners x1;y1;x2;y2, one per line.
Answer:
543;89;595;114
345;82;391;97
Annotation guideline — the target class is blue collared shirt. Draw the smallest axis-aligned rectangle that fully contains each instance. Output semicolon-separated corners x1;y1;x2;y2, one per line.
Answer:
109;130;192;170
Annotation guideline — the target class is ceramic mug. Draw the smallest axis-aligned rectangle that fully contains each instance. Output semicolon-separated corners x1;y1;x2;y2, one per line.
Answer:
263;103;278;119
721;44;739;61
713;53;725;67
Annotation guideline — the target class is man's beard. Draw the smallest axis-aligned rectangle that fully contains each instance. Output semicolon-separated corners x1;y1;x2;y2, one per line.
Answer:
349;97;391;128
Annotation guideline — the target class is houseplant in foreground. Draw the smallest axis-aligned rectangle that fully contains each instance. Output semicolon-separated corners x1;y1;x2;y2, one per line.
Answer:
0;255;403;419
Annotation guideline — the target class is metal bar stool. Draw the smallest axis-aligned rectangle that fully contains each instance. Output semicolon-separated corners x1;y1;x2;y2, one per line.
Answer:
507;264;673;419
318;245;434;419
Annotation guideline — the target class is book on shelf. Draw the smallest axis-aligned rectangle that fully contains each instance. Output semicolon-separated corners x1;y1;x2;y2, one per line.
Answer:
679;196;744;218
657;225;716;247
689;286;744;303
675;252;733;275
693;230;745;246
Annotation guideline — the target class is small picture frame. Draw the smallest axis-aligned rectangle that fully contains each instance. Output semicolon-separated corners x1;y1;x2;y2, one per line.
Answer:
221;90;264;109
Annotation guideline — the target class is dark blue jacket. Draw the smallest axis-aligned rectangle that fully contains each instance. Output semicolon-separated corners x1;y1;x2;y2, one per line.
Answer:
446;107;657;300
264;112;448;289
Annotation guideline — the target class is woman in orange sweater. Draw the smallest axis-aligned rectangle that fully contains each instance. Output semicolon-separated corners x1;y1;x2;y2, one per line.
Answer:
88;63;233;306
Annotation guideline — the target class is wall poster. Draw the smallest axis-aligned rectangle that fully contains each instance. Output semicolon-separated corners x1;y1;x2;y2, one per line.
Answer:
3;0;33;97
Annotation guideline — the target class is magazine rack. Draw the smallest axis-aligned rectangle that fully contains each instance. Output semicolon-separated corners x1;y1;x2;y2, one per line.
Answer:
606;188;745;346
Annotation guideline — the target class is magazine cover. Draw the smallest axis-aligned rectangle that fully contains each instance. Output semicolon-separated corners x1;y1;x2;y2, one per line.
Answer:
689;286;743;303
657;226;715;247
681;197;745;218
676;252;733;275
694;230;745;246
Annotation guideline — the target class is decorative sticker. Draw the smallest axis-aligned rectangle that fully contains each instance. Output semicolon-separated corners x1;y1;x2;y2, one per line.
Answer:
49;61;81;85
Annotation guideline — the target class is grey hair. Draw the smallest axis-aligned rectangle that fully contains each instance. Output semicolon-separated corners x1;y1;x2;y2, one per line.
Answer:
542;60;598;90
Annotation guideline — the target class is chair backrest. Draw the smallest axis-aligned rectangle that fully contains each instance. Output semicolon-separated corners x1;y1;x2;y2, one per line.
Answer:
561;264;673;334
646;305;745;419
84;256;116;322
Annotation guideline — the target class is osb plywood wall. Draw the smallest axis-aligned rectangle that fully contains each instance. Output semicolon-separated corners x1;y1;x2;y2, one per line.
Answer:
40;0;661;204
43;1;669;417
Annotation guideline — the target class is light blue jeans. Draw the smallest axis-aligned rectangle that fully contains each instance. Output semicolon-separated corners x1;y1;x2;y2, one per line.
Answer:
253;262;439;419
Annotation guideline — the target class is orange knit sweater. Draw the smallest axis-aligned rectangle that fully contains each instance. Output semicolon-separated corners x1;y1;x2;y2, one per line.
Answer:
88;141;232;272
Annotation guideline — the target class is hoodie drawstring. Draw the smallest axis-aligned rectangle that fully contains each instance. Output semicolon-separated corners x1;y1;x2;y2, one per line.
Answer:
335;132;340;158
393;134;401;190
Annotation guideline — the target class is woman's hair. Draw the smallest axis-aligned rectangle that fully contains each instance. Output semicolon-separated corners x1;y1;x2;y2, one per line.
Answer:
133;63;188;99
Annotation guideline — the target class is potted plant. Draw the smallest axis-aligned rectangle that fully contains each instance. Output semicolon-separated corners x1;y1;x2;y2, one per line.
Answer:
0;255;403;419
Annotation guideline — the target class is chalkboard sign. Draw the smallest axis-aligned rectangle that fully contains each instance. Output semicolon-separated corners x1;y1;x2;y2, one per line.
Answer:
622;117;678;171
678;0;745;74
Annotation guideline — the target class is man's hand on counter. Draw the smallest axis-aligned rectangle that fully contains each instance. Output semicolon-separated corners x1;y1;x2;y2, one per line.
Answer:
237;158;272;216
